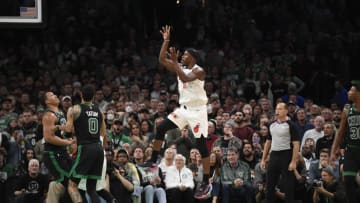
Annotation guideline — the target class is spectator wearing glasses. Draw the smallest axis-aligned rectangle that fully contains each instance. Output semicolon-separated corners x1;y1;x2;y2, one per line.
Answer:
164;154;195;203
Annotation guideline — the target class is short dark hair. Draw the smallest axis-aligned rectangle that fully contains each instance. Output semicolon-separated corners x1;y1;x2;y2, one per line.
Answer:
320;148;330;155
351;80;360;91
81;84;95;102
227;147;239;154
186;48;202;65
40;93;48;108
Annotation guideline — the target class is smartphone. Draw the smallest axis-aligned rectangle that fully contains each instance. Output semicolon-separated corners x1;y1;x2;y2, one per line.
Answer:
253;136;260;145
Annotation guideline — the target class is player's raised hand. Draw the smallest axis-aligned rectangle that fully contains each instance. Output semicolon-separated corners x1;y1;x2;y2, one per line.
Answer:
160;25;171;41
168;47;179;62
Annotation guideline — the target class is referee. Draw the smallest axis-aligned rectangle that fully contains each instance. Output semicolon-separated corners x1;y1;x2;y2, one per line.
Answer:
260;102;300;203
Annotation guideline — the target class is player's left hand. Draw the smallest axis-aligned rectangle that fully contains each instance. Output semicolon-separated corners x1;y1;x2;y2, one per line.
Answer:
168;47;179;62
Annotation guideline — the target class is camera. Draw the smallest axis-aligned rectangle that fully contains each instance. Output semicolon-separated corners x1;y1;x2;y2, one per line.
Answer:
313;179;323;187
108;162;127;178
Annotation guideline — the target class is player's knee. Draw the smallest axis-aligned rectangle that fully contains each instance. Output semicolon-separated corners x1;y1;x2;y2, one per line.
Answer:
155;119;176;140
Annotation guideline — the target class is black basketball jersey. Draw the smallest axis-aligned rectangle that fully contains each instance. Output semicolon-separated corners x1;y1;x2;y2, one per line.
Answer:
74;103;102;145
346;104;360;147
44;109;67;151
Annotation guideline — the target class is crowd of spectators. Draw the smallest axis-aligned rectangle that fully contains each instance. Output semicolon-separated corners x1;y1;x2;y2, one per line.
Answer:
1;0;360;202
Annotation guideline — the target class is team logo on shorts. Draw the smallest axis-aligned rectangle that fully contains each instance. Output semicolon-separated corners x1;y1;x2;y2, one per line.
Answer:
194;123;200;133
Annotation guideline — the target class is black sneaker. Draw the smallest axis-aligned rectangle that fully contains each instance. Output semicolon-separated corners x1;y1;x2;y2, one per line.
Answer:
194;183;212;200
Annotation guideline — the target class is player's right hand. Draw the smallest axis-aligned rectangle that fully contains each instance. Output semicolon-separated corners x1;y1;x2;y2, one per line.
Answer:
160;25;171;41
260;159;266;171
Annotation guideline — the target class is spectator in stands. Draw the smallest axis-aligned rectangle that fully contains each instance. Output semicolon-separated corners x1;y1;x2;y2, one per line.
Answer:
281;82;305;108
251;131;263;159
214;115;224;135
208;151;222;203
212;120;243;158
320;107;333;123
331;108;342;128
0;96;18;130
115;149;142;203
294;108;314;143
301;115;325;149
19;110;38;150
241;142;260;170
212;146;224;162
60;95;72;114
220;147;255;203
132;147;167;203
313;167;345;203
233;111;254;142
206;120;219;153
309;148;340;184
158;147;176;179
302;143;316;175
107;119;131;151
129;122;147;149
164;154;195;203
14;158;49;203
140;119;154;144
315;122;336;158
259;98;274;119
309;105;322;121
94;89;109;113
108;160;134;203
167;126;194;160
187;148;201;170
14;148;35;177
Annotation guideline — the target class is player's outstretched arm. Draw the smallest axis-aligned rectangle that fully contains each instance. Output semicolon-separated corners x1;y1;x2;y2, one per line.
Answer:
158;25;178;72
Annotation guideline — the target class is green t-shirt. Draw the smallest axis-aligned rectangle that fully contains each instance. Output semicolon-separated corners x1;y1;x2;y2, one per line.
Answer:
106;130;131;150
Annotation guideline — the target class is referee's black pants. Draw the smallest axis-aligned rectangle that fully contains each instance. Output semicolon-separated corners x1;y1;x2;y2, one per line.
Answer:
266;149;295;203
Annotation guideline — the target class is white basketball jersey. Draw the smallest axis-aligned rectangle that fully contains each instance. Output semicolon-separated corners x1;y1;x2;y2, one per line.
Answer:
177;65;208;106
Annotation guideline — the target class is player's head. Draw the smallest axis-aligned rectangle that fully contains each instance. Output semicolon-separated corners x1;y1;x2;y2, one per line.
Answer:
182;48;200;66
351;80;360;91
42;92;60;108
348;80;360;101
81;84;95;102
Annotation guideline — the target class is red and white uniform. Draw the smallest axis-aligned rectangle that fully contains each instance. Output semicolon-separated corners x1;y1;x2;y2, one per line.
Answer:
168;65;209;138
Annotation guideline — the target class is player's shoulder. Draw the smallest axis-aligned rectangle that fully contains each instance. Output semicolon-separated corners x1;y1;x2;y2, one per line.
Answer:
193;64;204;71
42;110;57;121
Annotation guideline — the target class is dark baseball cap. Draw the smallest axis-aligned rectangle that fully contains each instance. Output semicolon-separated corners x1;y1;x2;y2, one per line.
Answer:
1;98;12;104
114;119;122;125
287;100;296;106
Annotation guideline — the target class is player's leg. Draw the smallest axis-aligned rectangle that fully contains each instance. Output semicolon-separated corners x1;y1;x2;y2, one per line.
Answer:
86;179;100;203
343;149;359;203
196;135;210;184
151;118;178;162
